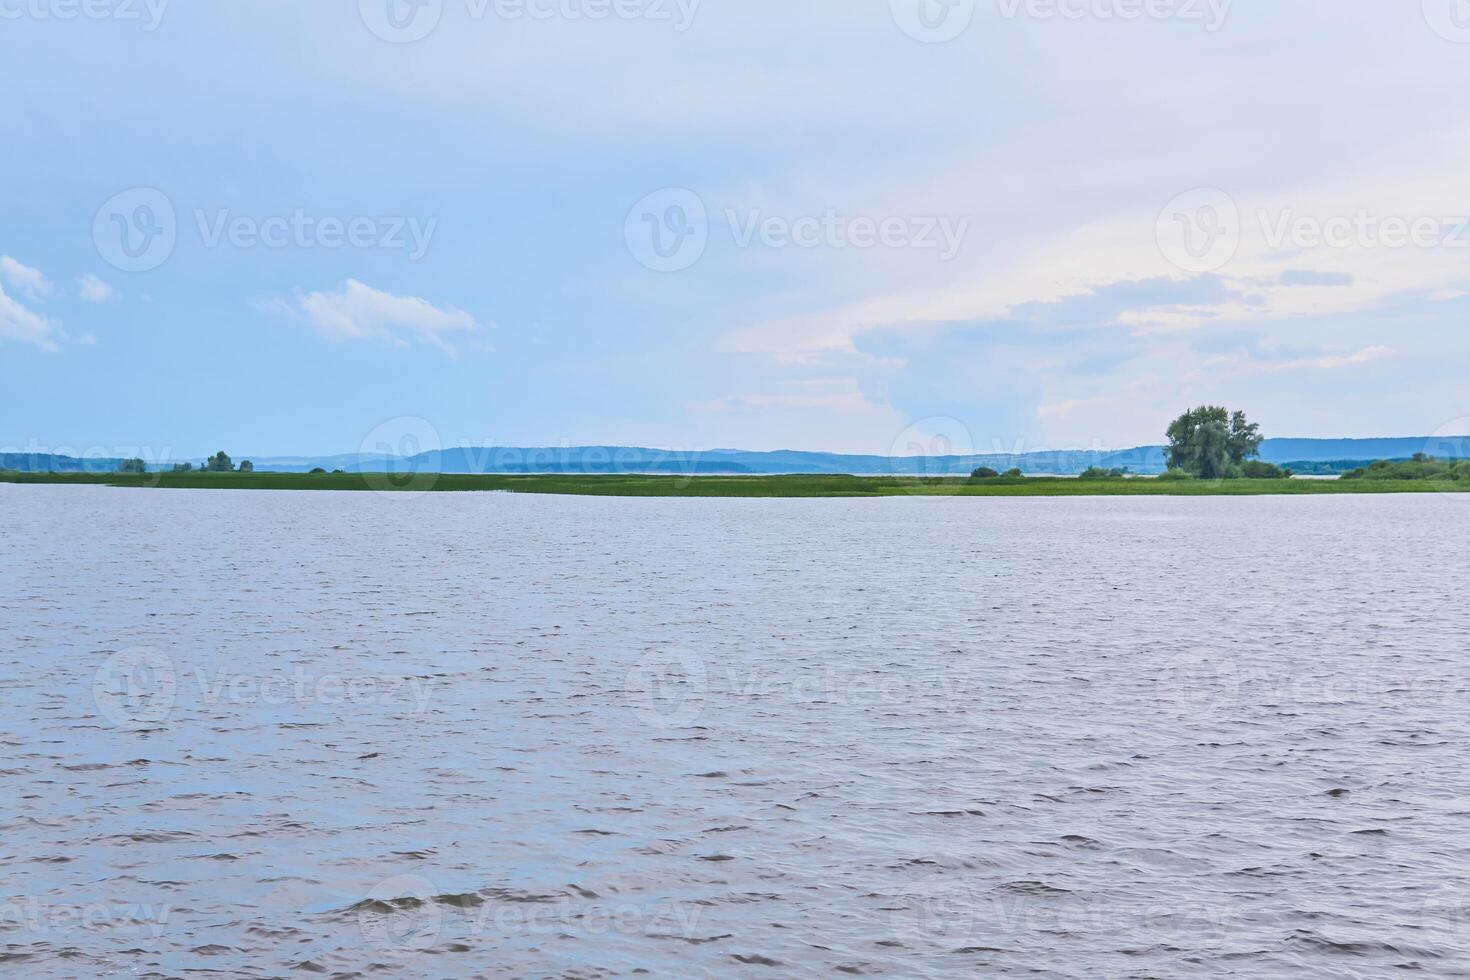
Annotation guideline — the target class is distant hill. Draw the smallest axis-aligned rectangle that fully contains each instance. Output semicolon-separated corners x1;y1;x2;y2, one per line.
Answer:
0;453;127;473
7;436;1469;477
1255;437;1470;463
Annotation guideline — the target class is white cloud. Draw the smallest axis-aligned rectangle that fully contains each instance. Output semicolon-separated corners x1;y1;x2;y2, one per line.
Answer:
1037;397;1115;420
0;256;52;299
723;121;1470;360
78;274;113;303
290;280;479;354
689;379;877;414
1266;345;1395;373
0;283;65;351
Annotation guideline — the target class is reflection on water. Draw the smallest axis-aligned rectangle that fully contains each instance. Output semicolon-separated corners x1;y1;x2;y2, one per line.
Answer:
4;485;1470;976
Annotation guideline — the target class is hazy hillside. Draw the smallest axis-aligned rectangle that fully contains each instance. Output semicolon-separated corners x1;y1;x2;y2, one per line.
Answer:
7;436;1467;477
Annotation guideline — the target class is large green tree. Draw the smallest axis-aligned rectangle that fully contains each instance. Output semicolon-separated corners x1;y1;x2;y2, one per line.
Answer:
1164;407;1263;479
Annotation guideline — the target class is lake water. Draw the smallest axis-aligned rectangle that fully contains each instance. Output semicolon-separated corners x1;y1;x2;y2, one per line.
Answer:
5;484;1470;977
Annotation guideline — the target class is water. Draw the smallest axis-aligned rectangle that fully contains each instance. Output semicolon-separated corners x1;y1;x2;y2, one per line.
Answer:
5;484;1470;977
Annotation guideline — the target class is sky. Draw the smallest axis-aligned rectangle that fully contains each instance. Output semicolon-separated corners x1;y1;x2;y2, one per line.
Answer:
4;0;1470;462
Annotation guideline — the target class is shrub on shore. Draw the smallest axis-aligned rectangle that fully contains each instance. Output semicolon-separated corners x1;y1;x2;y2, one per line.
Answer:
970;466;1025;482
1240;460;1292;479
1342;455;1470;481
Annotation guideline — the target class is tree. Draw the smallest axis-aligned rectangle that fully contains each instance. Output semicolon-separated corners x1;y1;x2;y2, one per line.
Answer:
971;466;1000;479
172;462;194;473
239;460;254;473
118;458;147;474
1165;407;1264;479
1227;410;1264;463
206;451;233;473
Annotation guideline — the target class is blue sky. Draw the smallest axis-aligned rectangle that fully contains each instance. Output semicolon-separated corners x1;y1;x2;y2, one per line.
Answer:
4;0;1470;461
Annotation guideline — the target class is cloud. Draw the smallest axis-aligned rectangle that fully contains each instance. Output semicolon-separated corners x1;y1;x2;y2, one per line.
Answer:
1278;270;1355;287
0;256;52;299
1037;397;1114;420
78;274;113;302
289;280;479;354
0;283;65;351
1278;345;1394;371
689;379;877;414
1205;343;1396;374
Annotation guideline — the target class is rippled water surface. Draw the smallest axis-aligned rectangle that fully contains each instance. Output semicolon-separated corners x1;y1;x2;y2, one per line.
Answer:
6;485;1470;977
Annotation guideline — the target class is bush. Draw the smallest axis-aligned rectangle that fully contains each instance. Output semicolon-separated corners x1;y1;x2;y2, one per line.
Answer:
970;467;1000;480
309;467;327;475
1240;460;1288;479
1003;468;1024;479
1156;468;1194;482
1342;456;1468;481
1079;466;1126;481
118;458;147;474
239;460;254;473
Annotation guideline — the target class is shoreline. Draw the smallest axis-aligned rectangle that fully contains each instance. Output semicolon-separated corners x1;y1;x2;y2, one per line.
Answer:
3;471;1465;497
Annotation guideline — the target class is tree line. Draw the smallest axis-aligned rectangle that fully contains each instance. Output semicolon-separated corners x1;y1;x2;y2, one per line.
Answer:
118;451;254;475
971;405;1291;482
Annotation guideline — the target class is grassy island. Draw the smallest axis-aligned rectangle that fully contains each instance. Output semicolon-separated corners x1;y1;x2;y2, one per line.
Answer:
5;408;1464;498
2;470;1466;497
